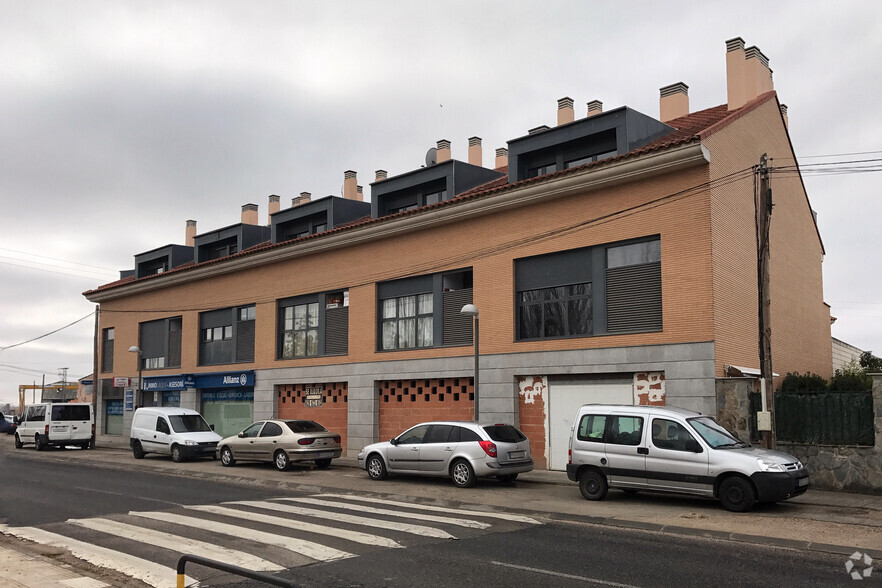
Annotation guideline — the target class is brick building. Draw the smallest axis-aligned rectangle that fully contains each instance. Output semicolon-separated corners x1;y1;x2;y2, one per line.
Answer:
85;38;831;470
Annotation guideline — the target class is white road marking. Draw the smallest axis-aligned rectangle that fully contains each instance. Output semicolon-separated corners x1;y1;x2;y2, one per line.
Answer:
189;504;402;548
129;510;353;562
67;517;284;572
491;561;640;587
238;500;456;539
282;497;491;529
316;493;542;524
2;526;194;588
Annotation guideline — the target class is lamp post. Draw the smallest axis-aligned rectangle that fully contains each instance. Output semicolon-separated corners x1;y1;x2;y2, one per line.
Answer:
128;345;143;407
460;304;479;421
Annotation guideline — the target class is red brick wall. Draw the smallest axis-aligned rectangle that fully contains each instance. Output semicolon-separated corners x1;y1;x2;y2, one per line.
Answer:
278;382;348;451
377;378;474;442
517;376;548;469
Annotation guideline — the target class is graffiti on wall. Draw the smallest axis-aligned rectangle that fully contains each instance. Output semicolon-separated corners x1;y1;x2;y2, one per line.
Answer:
518;376;547;404
634;372;665;405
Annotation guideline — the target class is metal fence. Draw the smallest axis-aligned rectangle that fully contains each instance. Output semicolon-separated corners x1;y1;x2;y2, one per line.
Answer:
775;390;875;446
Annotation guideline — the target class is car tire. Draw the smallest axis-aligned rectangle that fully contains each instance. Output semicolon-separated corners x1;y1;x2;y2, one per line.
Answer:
132;440;145;459
366;454;388;480
171;444;183;463
579;469;608;501
451;459;477;488
274;450;290;472
14;434;23;449
497;474;518;484
89;437;96;450
35;435;45;452
718;476;756;512
315;458;332;469
220;446;236;467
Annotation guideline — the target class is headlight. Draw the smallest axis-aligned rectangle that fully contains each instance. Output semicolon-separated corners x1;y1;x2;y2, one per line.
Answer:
185;440;197;446
756;458;785;472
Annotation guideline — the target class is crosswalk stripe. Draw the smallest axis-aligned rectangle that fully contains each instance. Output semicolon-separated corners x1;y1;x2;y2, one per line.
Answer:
2;526;193;588
67;517;284;572
282;497;491;529
129;511;353;563
186;504;402;548
316;493;542;525
236;500;456;539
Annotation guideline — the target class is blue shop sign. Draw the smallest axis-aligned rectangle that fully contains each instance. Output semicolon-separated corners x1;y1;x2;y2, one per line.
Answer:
142;375;195;392
202;389;254;403
124;389;134;411
106;399;123;415
193;371;254;389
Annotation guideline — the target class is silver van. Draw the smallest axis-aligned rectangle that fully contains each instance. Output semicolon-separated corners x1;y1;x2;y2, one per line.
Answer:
130;407;222;462
566;404;809;512
15;403;94;450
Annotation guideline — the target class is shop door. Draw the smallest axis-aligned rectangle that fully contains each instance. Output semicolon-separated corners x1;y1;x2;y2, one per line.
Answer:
547;377;633;471
201;389;254;438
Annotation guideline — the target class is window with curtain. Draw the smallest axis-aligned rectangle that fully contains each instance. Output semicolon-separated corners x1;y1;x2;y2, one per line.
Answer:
281;302;319;358
381;293;433;350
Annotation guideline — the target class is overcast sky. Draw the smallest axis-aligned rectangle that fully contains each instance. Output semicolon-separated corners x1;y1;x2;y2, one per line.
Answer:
1;1;880;408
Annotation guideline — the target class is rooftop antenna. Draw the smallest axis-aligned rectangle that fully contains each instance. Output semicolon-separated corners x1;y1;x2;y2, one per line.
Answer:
425;147;437;167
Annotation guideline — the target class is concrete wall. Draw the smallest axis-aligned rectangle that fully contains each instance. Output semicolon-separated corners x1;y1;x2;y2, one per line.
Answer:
777;374;882;494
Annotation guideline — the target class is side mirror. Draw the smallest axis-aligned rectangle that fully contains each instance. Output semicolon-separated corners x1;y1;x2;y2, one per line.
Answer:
237;432;245;438
389;438;398;446
686;439;702;453
210;424;215;431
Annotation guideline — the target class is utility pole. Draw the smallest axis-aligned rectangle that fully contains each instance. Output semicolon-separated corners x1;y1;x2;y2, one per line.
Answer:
59;367;69;401
92;306;99;422
756;154;775;448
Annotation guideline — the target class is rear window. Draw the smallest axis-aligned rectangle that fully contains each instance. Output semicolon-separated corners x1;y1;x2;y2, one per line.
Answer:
482;425;527;443
285;420;327;433
51;405;91;421
169;414;212;433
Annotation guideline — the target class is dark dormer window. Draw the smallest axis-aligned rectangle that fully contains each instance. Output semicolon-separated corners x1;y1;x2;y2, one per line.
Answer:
527;163;557;178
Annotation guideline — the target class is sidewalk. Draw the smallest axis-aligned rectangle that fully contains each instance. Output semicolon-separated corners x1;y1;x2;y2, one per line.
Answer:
0;543;109;588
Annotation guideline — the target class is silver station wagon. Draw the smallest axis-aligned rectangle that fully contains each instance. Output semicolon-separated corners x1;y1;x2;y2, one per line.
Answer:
357;421;534;488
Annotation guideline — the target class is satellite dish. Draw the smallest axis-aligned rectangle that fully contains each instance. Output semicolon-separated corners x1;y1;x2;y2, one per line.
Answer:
425;147;437;167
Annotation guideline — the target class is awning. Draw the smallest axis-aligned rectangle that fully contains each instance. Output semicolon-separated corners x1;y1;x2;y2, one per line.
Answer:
724;364;780;378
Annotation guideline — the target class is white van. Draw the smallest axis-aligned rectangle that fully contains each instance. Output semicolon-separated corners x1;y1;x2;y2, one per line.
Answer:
15;403;94;450
130;407;222;462
567;404;810;512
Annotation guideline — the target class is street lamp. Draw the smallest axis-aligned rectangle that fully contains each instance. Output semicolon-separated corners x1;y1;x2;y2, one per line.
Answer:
128;345;142;407
460;304;479;421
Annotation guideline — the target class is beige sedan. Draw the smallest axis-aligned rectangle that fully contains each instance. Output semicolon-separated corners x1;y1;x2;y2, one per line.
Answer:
217;419;342;471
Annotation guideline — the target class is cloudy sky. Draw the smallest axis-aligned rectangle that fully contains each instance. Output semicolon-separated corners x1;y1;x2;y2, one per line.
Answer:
1;1;880;408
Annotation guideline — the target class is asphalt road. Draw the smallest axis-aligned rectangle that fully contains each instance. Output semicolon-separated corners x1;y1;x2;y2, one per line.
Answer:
0;442;868;587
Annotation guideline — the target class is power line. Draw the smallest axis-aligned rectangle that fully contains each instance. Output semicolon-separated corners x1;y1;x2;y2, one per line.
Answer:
0;259;117;281
0;247;119;273
0;311;96;351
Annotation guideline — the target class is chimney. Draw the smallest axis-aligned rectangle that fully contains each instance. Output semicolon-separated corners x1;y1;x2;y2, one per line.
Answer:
495;147;508;169
746;46;773;96
343;170;358;200
780;103;788;129
468;136;482;167
292;192;311;207
357;185;363;200
241;203;258;225
586;100;603;117
185;220;197;247
557;97;574;125
528;125;550;135
659;82;689;123
436;139;451;163
375;169;388;182
268;194;280;221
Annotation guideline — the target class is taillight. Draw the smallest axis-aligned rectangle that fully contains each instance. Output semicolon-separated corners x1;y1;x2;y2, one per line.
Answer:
333;435;341;443
478;440;497;457
568;449;572;464
44;425;49;435
298;438;315;445
91;424;96;435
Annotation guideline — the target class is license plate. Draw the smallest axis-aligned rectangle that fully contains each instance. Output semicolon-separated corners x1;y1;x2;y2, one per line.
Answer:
318;451;334;458
798;477;809;487
509;451;525;459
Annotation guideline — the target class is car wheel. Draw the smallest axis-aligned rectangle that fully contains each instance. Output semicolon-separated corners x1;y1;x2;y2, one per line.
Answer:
220;446;236;467
132;440;145;459
451;459;477;488
366;454;388;480
579;469;608;501
274;450;290;472
719;476;756;512
35;435;45;451
89;437;95;450
14;434;23;449
497;474;518;484
171;445;183;463
315;458;332;469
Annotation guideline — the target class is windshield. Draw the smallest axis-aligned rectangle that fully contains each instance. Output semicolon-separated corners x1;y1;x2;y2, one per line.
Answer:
169;414;212;433
688;417;749;449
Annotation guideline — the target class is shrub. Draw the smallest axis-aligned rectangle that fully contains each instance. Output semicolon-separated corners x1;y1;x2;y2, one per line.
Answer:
779;372;828;393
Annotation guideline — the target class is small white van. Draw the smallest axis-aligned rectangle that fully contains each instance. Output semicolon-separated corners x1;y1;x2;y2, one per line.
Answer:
130;407;222;462
567;404;810;512
15;403;94;450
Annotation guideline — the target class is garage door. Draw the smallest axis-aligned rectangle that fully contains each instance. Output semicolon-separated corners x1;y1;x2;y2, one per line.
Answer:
547;377;633;471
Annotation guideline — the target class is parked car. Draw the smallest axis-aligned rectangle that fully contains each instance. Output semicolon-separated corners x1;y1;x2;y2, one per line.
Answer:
357;421;534;488
130;407;222;462
15;403;94;450
1;413;16;435
567;404;810;512
218;419;342;471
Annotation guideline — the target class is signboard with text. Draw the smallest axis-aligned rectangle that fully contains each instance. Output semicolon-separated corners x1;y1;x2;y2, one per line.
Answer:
304;386;324;408
113;377;130;388
124;388;134;411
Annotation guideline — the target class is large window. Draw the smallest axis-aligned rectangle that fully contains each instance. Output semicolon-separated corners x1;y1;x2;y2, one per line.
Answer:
278;290;348;359
101;327;114;372
199;305;255;366
381;293;433;350
519;283;592;339
139;317;181;370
